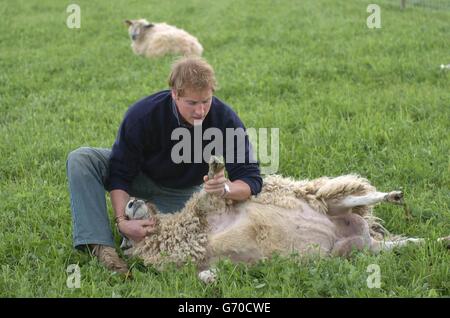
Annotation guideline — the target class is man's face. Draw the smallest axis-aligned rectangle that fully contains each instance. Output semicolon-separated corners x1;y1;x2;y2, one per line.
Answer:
172;88;213;126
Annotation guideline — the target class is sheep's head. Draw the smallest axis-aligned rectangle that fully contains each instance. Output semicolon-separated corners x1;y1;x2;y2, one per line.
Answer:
125;198;158;219
125;19;154;41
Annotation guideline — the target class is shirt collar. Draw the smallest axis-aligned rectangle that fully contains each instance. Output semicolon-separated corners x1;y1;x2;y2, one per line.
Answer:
171;100;192;128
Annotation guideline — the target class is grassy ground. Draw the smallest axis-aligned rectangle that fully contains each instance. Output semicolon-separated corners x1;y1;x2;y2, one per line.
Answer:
0;0;449;297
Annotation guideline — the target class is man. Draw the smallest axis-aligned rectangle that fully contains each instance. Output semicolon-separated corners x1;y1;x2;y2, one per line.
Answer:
66;57;262;274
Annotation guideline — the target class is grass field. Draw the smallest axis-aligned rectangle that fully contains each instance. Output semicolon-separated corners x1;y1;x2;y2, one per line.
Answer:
0;0;449;297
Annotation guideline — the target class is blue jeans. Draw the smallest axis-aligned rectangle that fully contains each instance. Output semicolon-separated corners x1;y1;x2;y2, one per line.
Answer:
66;147;201;249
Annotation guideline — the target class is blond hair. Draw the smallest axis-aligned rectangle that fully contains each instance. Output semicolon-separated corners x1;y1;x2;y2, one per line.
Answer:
168;57;217;96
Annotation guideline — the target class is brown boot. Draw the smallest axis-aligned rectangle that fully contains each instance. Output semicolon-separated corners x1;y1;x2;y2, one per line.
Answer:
90;245;130;274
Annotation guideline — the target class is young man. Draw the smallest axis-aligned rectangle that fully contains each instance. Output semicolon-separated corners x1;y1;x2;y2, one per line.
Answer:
66;57;262;273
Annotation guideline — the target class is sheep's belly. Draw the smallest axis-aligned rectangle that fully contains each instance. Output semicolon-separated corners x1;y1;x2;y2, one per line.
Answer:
281;201;337;255
207;201;337;257
207;208;248;236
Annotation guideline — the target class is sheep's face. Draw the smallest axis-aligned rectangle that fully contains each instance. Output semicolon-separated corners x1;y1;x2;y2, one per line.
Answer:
125;19;154;41
125;199;150;219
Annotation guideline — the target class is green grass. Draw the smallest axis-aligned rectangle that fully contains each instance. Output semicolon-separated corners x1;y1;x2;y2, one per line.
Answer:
1;0;449;297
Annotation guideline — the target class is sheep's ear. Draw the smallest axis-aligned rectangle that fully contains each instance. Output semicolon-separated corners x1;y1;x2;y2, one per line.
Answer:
124;20;133;26
144;23;155;29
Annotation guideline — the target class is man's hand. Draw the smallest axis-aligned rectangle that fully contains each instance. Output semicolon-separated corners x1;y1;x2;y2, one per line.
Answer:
118;219;156;242
203;168;227;197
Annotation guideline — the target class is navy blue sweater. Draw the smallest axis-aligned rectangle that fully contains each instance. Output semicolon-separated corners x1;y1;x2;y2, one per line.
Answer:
108;90;262;195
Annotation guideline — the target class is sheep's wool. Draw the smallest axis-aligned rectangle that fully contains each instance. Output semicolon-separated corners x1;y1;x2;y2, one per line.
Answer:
129;20;203;58
130;174;388;269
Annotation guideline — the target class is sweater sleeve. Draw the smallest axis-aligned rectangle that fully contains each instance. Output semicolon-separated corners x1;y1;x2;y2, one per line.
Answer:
107;112;147;193
223;112;263;196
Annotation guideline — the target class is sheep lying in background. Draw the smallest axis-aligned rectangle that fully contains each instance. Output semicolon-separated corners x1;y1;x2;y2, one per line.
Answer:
125;19;203;58
124;157;450;282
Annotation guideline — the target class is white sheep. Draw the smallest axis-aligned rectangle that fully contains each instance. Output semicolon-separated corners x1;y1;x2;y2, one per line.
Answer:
124;157;450;282
125;19;203;58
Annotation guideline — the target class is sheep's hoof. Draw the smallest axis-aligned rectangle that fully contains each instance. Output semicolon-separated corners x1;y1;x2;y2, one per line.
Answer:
208;156;225;179
437;236;450;249
198;269;218;284
385;191;403;204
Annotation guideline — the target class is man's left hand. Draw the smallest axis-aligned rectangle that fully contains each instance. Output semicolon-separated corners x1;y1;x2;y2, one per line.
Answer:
203;169;227;197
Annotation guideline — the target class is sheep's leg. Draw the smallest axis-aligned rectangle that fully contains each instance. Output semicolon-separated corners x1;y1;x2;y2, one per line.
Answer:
437;235;450;249
193;155;226;214
327;191;403;215
207;155;225;179
372;235;450;253
197;155;224;201
338;191;403;207
370;237;425;252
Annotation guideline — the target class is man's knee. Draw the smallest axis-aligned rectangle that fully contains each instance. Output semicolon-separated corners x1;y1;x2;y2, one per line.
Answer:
67;147;96;171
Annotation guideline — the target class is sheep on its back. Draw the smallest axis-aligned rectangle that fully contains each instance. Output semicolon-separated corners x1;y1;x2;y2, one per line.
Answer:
123;156;450;284
125;19;203;58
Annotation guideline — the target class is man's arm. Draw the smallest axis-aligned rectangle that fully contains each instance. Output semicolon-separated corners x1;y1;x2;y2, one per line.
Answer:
225;179;251;201
110;189;130;219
